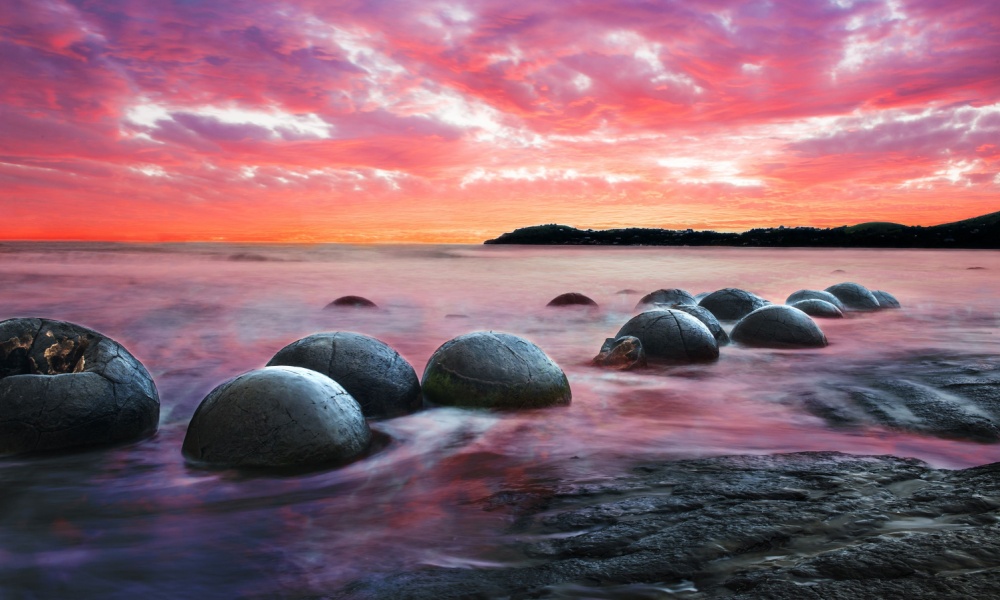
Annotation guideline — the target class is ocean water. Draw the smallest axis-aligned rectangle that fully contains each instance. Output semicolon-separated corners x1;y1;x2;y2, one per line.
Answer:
0;243;998;597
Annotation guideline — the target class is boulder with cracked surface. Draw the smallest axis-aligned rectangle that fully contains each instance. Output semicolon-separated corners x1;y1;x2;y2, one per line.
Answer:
421;332;571;409
267;332;421;419
731;305;828;348
634;288;696;310
0;318;159;456
872;289;902;308
698;288;768;321
615;309;719;362
182;366;371;469
546;292;599;308
670;304;731;345
785;289;846;311
790;298;844;318
825;282;880;311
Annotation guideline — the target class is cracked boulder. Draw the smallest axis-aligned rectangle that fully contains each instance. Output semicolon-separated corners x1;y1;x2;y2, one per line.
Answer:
0;318;159;456
790;298;844;319
698;288;768;321
873;290;902;308
593;336;646;370
634;288;696;310
825;282;880;311
731;305;828;348
182;366;371;469
267;332;422;419
670;304;731;345
421;332;571;409
615;310;719;362
785;289;846;311
324;296;378;309
546;293;598;308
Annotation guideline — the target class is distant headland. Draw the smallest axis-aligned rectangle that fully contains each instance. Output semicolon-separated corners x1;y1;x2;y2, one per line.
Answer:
484;211;1000;248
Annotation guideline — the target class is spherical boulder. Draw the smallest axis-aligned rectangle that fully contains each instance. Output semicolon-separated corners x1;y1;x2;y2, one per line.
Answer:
0;318;159;456
731;305;828;349
615;310;719;362
698;288;768;321
547;292;598;308
421;332;571;409
325;296;377;309
824;282;880;311
267;332;422;419
872;290;901;309
785;289;846;311
669;304;731;346
790;299;844;319
182;366;371;469
592;336;646;370
634;288;696;310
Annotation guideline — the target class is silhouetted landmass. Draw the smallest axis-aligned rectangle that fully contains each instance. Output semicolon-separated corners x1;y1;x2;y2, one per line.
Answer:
484;211;1000;248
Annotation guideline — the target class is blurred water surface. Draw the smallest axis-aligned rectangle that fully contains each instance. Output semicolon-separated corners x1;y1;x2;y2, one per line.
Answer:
0;243;998;597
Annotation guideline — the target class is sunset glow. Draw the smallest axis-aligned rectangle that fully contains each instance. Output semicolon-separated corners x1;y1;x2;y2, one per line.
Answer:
2;0;998;242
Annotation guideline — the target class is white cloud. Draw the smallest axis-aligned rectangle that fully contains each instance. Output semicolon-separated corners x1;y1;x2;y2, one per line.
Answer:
124;101;333;139
657;157;763;187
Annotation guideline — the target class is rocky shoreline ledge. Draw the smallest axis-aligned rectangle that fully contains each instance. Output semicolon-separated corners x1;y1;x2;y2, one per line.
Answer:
336;451;1000;599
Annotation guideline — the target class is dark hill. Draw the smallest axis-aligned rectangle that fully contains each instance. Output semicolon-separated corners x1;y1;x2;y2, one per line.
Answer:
484;211;1000;248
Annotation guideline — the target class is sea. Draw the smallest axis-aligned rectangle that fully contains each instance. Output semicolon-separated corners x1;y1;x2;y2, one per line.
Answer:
1;243;998;597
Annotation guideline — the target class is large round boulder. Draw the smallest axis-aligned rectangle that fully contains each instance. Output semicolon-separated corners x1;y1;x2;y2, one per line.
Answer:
421;332;571;409
615;310;719;362
547;292;598;308
698;288;768;321
325;296;378;309
0;318;159;456
872;290;901;309
267;332;421;419
731;305;828;348
790;299;844;319
634;288;696;310
785;289;846;311
670;304;730;346
592;336;646;370
182;366;371;469
824;282;880;311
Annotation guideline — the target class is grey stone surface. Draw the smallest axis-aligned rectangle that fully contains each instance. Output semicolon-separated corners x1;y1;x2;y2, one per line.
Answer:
634;288;696;310
785;289;846;310
698;288;768;321
615;309;719;362
546;292;598;308
182;366;371;469
0;318;159;456
267;332;422;419
790;298;844;318
333;452;1000;599
592;336;646;370
670;304;731;345
825;282;880;311
731;305;828;348
421;332;571;409
325;296;378;309
873;289;902;308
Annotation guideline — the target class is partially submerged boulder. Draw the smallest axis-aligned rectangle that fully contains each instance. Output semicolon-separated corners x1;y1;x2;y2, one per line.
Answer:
547;293;598;308
785;289;846;311
670;304;730;346
0;318;159;456
872;290;901;309
698;288;768;321
267;332;422;419
182;366;371;469
615;310;719;362
325;296;378;309
422;332;571;409
731;305;828;348
790;299;844;319
634;288;696;310
592;336;646;370
825;283;880;311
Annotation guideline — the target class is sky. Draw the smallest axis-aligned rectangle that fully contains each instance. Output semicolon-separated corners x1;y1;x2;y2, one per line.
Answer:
1;0;999;243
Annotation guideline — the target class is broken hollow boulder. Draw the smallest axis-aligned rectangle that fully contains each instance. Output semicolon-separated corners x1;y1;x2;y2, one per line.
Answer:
267;332;422;419
731;305;828;349
182;366;371;469
615;309;719;362
0;318;159;456
592;336;646;370
421;332;571;409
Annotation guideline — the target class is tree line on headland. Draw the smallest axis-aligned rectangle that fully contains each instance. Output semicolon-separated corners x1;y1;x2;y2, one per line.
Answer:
484;211;1000;248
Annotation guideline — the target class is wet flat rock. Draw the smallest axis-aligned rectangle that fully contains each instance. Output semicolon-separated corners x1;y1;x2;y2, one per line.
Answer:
334;452;1000;599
